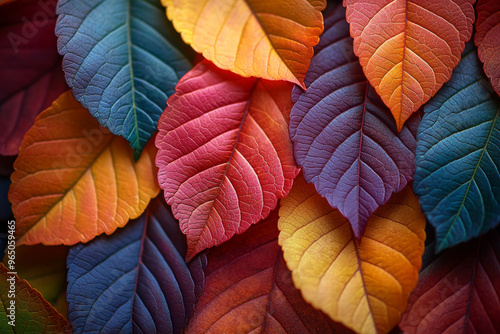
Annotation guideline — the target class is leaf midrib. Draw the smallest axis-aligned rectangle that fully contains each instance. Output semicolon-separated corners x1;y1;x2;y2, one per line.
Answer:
242;0;305;85
18;133;115;243
189;80;260;254
126;0;140;151
439;106;500;251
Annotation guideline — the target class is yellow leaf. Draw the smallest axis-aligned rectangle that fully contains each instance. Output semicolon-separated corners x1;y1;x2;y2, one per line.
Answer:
278;175;426;334
162;0;326;87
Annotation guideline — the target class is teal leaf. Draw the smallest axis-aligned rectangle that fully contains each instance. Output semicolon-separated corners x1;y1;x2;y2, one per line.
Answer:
56;0;193;159
414;42;500;252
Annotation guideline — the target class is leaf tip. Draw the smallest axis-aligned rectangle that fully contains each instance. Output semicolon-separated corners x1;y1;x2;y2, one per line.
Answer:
435;239;448;254
297;80;306;90
133;147;142;161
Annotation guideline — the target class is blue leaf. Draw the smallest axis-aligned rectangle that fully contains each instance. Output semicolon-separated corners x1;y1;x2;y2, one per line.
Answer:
414;42;500;252
56;0;193;159
66;196;206;333
290;4;418;237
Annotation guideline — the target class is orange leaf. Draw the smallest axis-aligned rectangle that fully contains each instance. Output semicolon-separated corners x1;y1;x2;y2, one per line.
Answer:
162;0;326;87
8;91;159;246
278;175;426;334
344;0;475;130
0;263;71;333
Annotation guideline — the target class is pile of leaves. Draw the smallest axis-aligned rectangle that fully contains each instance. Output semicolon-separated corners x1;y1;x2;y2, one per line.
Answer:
0;0;499;333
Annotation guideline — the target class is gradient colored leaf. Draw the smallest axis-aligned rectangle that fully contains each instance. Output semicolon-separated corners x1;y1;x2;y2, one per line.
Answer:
400;228;500;333
186;209;351;334
2;245;69;316
155;60;299;260
163;0;326;87
0;263;71;333
290;4;418;238
0;0;67;155
475;0;500;97
414;43;500;252
344;0;475;130
56;0;193;159
67;195;206;334
279;175;426;334
8;91;159;246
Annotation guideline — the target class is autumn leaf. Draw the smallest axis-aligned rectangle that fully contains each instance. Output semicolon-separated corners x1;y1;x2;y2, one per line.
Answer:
186;209;351;334
290;3;419;237
279;175;426;334
475;0;500;97
344;0;475;130
163;0;326;87
56;0;193;158
67;195;206;333
400;228;500;333
0;0;67;155
156;60;299;260
414;42;500;252
0;264;71;333
8;91;159;245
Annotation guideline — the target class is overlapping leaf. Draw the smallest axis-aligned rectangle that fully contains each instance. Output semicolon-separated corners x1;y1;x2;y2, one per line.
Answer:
187;209;350;334
0;0;67;155
56;0;193;158
344;0;475;130
67;195;206;334
3;245;69;315
0;264;71;333
290;4;418;238
475;0;500;96
414;43;500;252
163;0;326;87
8;91;159;246
279;175;426;334
156;60;299;260
400;228;500;333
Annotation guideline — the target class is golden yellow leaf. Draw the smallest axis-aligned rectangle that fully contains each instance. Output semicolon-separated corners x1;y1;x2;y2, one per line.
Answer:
162;0;326;87
278;176;426;334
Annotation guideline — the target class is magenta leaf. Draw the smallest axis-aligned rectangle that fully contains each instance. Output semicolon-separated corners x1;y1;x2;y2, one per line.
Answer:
155;60;299;260
289;4;419;237
0;0;67;155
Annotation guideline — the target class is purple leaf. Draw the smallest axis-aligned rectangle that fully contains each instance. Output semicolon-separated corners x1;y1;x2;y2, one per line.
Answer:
290;4;419;237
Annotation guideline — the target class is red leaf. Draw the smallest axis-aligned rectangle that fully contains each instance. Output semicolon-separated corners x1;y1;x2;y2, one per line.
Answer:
0;0;67;155
186;209;352;333
475;0;500;96
155;60;299;260
400;229;500;333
